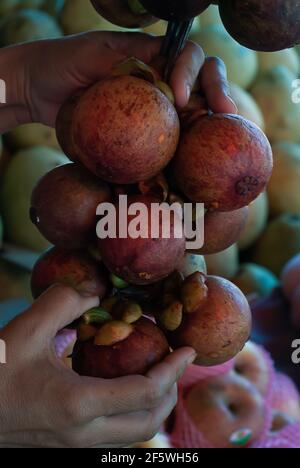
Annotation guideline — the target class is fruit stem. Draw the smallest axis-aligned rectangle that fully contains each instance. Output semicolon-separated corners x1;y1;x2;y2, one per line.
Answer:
83;307;112;325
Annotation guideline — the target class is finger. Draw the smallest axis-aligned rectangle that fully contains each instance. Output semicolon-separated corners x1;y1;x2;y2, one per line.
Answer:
69;385;178;448
170;41;205;108
199;56;238;114
105;31;162;64
74;347;195;420
14;285;99;341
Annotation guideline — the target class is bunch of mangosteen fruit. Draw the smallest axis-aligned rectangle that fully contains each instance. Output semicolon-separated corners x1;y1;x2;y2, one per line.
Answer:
29;0;300;379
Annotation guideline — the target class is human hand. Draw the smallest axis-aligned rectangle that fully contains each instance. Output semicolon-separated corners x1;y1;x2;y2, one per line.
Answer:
8;31;236;128
0;285;195;448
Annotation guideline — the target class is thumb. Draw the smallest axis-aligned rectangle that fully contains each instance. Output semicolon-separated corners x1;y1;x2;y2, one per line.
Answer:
17;285;99;342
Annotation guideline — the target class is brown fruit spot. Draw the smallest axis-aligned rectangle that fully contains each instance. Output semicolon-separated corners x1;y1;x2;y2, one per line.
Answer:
236;176;259;196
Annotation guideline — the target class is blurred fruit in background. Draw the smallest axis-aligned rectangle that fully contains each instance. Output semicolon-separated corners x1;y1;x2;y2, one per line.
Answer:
0;213;3;249
251;66;300;144
0;8;62;46
229;83;265;130
0;1;20;16
180;253;207;278
6;123;60;151
0;146;68;251
42;0;65;17
238;192;268;251
143;20;166;35
60;0;124;35
199;3;222;29
257;49;300;76
253;214;300;276
191;24;258;89
0;258;31;302
268;142;300;216
233;263;279;300
205;244;239;280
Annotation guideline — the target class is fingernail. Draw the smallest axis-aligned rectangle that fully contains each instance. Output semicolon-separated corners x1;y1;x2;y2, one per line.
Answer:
227;95;238;113
186;84;191;103
187;352;197;365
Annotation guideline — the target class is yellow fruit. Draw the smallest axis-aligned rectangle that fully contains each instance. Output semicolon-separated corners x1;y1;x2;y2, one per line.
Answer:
268;142;300;216
205;244;239;280
238;192;269;250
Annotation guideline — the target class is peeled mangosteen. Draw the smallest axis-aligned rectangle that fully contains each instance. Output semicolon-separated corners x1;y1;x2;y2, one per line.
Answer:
218;0;300;52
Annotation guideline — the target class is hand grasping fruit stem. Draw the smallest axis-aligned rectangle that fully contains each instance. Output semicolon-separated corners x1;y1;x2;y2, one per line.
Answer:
0;31;237;134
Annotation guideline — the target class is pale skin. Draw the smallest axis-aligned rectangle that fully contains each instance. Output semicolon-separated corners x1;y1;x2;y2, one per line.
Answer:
0;32;237;448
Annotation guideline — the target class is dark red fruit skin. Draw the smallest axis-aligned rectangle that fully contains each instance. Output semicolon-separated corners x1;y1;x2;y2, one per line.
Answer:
98;195;186;285
55;91;84;162
189;206;249;255
31;247;109;299
173;114;273;212
167;275;252;366
30;163;112;250
219;0;300;52
72;75;180;184
90;0;157;28
72;317;170;379
140;0;211;21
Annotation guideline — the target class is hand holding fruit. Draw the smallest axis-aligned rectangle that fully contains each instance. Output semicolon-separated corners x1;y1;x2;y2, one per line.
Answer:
0;31;237;135
0;285;195;448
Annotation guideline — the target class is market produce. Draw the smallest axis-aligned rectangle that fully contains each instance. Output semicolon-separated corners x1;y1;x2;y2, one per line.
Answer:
160;272;252;366
229;84;265;130
0;259;32;302
31;247;109;299
189;207;248;255
185;373;265;448
0;146;68;251
139;0;211;21
251;66;300;144
218;0;300;52
281;253;300;300
271;373;300;420
238;192;268;250
268;142;300;216
70;64;179;184
173;114;273;212
6;123;60;151
90;0;157;28
257;49;300;76
253;214;300;276
30;163;112;249
72;315;169;379
233;264;279;300
0;9;62;46
205;244;239;280
60;0;124;34
234;342;272;397
191;24;258;89
98;195;185;285
0;0;20;16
